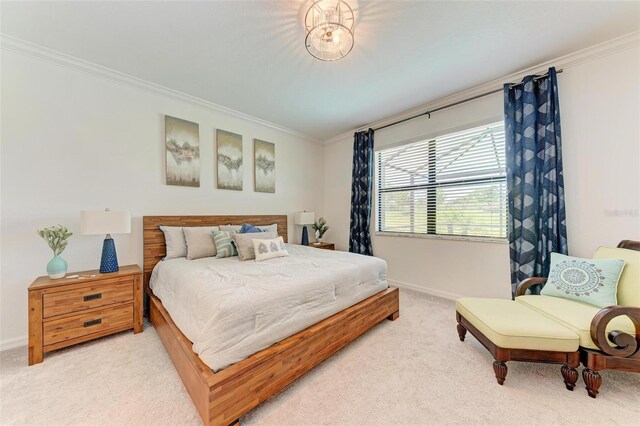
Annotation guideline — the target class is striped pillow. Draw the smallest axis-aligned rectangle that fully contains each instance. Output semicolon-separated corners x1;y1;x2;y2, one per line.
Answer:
212;230;238;258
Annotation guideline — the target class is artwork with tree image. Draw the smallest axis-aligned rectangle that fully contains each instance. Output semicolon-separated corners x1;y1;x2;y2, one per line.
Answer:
254;139;275;193
217;129;243;190
165;115;200;187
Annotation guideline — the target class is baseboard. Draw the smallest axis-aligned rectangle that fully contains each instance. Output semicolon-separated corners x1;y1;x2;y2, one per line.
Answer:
0;283;458;352
388;279;462;301
0;335;27;352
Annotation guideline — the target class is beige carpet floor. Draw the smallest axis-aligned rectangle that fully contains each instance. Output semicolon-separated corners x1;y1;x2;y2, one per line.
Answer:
1;289;639;426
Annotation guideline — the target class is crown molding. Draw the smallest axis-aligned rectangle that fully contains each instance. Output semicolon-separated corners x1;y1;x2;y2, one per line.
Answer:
0;34;322;144
3;30;637;147
323;30;640;145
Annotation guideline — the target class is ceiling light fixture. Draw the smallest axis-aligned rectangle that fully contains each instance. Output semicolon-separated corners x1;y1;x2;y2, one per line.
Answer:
305;0;354;61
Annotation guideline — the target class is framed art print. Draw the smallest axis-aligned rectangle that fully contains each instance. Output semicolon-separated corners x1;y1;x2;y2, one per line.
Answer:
165;115;200;187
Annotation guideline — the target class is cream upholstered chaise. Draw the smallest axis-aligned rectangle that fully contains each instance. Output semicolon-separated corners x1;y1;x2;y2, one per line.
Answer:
515;240;640;398
456;298;581;388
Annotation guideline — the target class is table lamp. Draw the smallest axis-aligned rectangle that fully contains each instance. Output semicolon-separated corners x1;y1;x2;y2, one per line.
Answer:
294;211;315;246
80;209;131;273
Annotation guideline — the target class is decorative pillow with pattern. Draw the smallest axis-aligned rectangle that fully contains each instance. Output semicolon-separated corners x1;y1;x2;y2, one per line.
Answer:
253;237;289;262
540;252;625;308
212;230;238;258
233;232;278;261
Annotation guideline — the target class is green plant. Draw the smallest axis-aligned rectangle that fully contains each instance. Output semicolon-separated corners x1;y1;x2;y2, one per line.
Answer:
37;225;73;256
312;217;329;239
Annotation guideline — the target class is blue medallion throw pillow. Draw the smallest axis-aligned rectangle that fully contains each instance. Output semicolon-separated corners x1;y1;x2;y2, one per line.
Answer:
540;253;625;308
240;223;262;234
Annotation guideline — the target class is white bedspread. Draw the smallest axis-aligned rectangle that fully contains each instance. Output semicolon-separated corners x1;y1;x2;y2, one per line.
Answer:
150;244;388;371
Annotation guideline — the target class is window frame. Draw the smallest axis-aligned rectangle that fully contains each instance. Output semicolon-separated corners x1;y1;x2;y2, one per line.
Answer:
374;120;508;243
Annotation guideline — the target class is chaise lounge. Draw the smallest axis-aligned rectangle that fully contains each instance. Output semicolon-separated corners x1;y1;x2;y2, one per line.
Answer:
456;240;640;397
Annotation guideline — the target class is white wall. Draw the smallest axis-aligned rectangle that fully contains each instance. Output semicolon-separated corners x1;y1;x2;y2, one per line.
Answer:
0;50;325;349
324;95;510;300
560;46;640;257
323;43;640;300
2;36;639;350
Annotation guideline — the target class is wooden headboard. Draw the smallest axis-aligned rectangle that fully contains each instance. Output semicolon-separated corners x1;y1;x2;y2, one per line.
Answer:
143;215;288;288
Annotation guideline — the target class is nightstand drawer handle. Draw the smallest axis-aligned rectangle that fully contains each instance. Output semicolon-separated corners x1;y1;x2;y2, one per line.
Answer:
83;293;102;301
83;318;102;328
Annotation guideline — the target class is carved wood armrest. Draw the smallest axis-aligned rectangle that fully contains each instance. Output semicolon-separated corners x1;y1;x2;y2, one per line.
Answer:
590;306;640;358
515;277;548;297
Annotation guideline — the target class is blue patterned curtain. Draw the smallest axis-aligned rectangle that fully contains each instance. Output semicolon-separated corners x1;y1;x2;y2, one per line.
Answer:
349;129;374;256
504;67;567;297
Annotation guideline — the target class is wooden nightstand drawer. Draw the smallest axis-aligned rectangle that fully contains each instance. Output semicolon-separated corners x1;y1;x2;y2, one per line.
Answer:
310;242;335;250
43;278;134;318
43;303;134;347
29;265;143;365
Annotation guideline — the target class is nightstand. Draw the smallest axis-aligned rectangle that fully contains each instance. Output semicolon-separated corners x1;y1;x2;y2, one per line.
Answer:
28;264;143;365
310;242;335;250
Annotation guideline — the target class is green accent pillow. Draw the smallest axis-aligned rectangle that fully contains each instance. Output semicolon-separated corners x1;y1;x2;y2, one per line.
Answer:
212;230;237;258
540;253;625;308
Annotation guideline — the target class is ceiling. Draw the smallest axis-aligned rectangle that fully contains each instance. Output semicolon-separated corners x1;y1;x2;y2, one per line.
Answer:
2;1;639;141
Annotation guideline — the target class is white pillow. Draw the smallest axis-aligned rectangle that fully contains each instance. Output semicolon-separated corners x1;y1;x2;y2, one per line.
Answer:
258;224;278;233
183;226;219;260
253;237;289;262
159;225;187;259
220;224;277;233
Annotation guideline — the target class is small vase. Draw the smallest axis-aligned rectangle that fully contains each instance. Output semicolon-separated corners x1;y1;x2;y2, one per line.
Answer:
316;237;323;244
47;255;68;279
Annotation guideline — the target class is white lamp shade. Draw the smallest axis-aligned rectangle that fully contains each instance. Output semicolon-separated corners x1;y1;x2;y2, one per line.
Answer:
294;211;315;225
80;210;131;235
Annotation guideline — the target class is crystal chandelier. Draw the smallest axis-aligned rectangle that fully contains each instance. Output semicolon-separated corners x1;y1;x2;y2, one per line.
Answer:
305;0;354;61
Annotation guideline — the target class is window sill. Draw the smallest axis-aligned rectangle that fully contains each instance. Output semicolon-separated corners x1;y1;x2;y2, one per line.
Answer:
374;232;508;244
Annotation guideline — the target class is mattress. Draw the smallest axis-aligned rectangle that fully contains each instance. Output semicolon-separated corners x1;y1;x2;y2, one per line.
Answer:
150;244;388;372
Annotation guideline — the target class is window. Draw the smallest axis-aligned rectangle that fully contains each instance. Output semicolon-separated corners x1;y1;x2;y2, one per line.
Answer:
375;121;507;239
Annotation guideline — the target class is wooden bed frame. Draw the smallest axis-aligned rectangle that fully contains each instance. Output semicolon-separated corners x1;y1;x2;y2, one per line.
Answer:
143;215;400;425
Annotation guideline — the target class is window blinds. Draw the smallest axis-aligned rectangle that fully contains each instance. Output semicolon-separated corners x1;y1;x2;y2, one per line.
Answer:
376;121;507;239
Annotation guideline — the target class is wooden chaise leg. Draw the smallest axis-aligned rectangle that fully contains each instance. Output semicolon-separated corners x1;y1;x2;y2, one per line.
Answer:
456;323;467;342
582;368;602;398
561;364;579;391
493;360;508;385
387;310;399;321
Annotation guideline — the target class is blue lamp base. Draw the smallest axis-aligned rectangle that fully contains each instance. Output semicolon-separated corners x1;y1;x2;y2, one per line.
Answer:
100;236;120;273
301;226;309;246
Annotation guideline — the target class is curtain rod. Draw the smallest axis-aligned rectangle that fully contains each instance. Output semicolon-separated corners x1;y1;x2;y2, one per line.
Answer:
373;68;563;132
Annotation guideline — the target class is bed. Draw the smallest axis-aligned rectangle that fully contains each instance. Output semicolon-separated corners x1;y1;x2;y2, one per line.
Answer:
143;215;399;426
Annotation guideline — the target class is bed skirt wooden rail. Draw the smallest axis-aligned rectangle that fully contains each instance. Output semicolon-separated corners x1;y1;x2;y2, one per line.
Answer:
147;286;399;425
